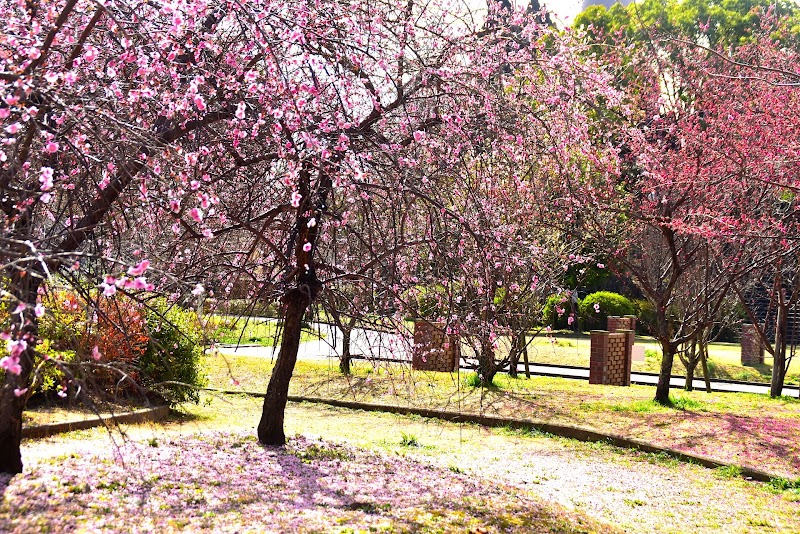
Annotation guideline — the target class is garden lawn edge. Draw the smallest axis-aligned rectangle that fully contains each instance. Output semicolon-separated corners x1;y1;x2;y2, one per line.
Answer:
207;387;779;483
22;405;169;439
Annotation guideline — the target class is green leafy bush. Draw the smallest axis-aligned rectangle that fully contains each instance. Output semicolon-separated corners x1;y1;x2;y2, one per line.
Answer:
542;293;575;330
578;291;635;331
632;299;657;335
142;299;207;405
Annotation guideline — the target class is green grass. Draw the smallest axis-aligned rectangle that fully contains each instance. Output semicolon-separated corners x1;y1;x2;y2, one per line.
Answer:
204;315;324;347
523;333;800;385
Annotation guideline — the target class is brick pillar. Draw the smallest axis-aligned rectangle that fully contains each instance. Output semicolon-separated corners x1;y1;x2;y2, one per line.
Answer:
590;329;633;386
412;321;460;372
741;324;765;365
589;330;608;384
620;329;634;386
608;315;637;333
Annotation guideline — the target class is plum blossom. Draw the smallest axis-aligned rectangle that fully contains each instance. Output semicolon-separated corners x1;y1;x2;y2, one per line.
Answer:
190;207;203;222
13;387;28;397
291;191;302;208
302;242;312;252
34;303;45;318
127;259;150;276
594;303;600;313
91;346;102;361
191;283;205;296
39;167;54;191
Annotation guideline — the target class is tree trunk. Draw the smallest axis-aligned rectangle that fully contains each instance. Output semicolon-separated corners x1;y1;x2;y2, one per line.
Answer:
508;332;524;378
257;288;312;445
684;340;696;392
771;304;787;398
654;341;675;405
685;359;696;392
0;274;41;474
700;343;712;393
478;333;497;387
339;327;352;375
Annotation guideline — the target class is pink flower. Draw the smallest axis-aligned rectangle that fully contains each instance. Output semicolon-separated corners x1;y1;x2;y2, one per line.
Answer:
594;303;600;313
5;123;20;134
45;141;59;154
597;263;605;269
13;387;28;397
193;94;206;111
290;191;302;208
1;355;22;375
170;199;181;213
127;259;150;276
40;167;54;191
302;242;312;252
190;207;204;222
101;283;116;297
235;102;246;120
413;130;425;142
91;346;102;361
34;303;45;318
567;315;575;325
191;284;205;296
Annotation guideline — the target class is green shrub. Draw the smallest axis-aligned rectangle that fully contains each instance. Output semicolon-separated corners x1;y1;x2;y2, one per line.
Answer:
142;299;207;405
578;291;635;331
632;299;657;335
542;293;574;330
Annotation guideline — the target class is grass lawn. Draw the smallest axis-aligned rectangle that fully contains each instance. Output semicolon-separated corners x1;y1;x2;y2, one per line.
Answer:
523;333;800;385
202;353;800;478
203;314;325;347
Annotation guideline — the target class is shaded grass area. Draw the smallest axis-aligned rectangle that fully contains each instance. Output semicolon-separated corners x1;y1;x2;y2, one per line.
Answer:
525;334;800;385
201;353;800;478
203;315;324;347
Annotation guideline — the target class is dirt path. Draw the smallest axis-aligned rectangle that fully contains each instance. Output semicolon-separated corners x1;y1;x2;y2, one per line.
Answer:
19;395;800;533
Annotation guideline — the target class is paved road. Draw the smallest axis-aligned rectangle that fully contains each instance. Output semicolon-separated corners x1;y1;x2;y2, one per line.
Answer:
214;323;800;397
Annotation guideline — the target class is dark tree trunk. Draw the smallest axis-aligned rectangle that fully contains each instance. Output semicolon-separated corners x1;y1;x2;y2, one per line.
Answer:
685;359;697;392
0;274;41;474
684;340;697;392
654;340;675;405
257;288;312;445
700;343;712;393
339;327;352;375
771;304;787;398
478;334;497;387
508;332;524;378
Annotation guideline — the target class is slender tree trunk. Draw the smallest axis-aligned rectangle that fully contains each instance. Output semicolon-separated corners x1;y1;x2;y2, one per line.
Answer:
0;274;41;474
700;343;712;393
478;333;497;387
523;348;531;378
508;332;523;378
771;304;787;398
258;288;312;445
684;340;696;392
339;327;352;375
654;340;675;405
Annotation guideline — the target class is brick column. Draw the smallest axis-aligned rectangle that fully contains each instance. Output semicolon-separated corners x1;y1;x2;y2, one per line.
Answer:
412;321;460;372
741;324;765;365
608;315;637;333
590;329;633;386
589;330;608;384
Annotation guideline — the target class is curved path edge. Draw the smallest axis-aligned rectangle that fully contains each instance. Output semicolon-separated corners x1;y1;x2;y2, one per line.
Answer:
22;406;170;440
207;387;781;483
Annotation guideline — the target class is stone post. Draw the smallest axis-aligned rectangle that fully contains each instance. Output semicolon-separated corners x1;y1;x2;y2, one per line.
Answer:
412;321;460;372
741;324;765;365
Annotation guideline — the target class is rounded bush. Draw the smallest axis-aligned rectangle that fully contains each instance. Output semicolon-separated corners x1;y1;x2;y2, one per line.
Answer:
542;293;577;330
142;299;207;405
578;291;635;331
